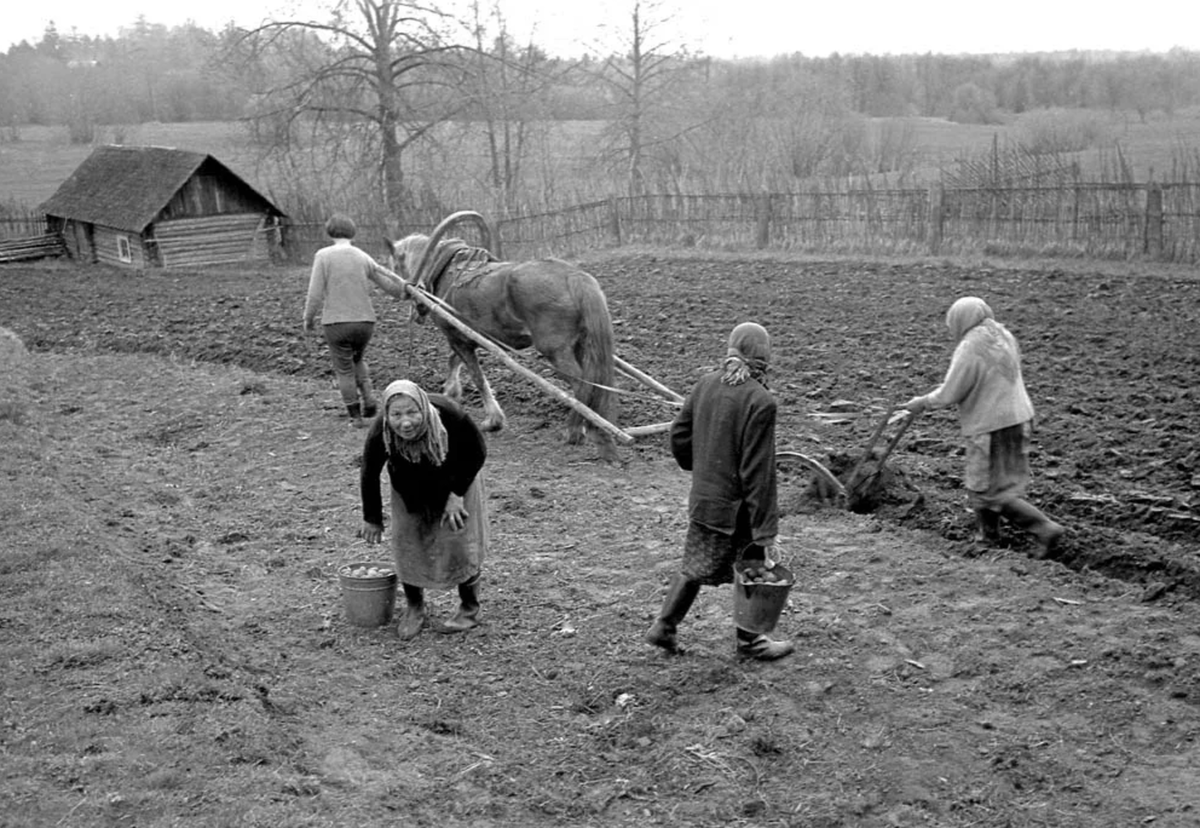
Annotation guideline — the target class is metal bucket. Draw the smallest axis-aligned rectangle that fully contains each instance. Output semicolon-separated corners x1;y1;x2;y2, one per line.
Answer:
733;560;793;635
338;562;397;628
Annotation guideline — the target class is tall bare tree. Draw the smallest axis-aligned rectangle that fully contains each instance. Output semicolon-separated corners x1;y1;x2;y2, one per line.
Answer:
463;2;561;213
590;0;700;197
232;0;468;215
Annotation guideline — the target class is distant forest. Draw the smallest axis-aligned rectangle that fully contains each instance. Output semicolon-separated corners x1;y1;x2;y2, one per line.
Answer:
3;18;1198;133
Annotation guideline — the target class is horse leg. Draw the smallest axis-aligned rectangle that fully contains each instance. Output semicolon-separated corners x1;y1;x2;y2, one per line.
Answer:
566;358;620;464
544;345;618;459
453;342;506;432
540;346;587;445
443;352;465;401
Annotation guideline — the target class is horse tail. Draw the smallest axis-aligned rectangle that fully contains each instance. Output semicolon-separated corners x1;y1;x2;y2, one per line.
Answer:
574;274;617;425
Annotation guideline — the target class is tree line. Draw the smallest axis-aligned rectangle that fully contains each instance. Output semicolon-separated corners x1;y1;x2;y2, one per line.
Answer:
3;2;1199;218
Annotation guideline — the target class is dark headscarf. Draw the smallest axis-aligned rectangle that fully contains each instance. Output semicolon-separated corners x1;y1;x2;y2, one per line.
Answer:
721;322;771;386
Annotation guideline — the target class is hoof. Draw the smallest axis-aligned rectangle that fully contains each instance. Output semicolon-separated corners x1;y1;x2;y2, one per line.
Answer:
481;415;506;433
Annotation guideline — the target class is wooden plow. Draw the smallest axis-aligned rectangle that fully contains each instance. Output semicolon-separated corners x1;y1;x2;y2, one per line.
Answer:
776;408;919;512
776;451;847;505
370;262;682;447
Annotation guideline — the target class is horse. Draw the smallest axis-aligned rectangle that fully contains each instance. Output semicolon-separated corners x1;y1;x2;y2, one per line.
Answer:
381;212;620;463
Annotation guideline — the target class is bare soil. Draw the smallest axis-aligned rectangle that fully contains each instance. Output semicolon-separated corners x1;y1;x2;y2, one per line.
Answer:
1;252;1198;827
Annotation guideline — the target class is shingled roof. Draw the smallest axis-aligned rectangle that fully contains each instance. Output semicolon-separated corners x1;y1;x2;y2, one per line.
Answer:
38;145;280;233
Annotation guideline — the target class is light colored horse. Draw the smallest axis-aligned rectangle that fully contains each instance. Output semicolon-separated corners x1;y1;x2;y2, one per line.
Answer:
383;212;620;463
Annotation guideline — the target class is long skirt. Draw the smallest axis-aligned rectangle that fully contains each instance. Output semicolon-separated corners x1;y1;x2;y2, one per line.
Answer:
389;477;488;589
963;421;1032;510
679;521;761;586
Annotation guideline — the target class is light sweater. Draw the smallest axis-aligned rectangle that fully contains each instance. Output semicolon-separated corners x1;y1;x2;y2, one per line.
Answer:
919;318;1034;436
303;240;380;326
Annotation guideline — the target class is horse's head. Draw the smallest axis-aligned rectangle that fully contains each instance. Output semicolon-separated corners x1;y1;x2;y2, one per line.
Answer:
384;234;430;285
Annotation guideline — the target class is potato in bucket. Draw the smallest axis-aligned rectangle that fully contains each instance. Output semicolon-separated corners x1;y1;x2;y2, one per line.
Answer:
733;556;793;636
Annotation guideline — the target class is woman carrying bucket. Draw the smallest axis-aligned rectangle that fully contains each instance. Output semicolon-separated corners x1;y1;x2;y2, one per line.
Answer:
645;322;794;661
360;380;489;639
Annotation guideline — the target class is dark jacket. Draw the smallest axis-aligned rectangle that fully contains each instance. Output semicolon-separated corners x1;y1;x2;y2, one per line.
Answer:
360;395;487;525
670;371;779;543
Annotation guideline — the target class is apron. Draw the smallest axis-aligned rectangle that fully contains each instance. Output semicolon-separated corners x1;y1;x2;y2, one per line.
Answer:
389;476;488;589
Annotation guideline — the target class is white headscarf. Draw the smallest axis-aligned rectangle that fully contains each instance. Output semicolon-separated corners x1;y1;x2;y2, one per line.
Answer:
381;380;448;465
945;296;994;341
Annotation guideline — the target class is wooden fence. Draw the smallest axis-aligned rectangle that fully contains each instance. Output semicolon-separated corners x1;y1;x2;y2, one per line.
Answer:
0;214;47;241
288;182;1191;264
593;183;1200;263
9;181;1200;266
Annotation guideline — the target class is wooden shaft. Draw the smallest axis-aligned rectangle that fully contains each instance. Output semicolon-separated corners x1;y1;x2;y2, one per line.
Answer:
623;421;673;437
614;355;685;403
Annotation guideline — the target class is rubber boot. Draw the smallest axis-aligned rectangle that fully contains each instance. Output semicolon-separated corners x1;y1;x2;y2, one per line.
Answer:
438;575;481;633
396;583;426;640
1000;499;1064;559
346;402;365;428
645;574;700;653
736;627;795;661
971;507;1003;554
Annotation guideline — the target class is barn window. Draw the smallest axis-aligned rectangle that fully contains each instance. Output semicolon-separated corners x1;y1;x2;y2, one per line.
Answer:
117;235;132;263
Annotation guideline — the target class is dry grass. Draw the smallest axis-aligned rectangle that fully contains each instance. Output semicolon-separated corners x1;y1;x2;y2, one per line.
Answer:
6;109;1200;218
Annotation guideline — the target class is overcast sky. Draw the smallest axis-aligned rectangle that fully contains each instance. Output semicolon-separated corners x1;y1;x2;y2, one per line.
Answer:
4;0;1196;59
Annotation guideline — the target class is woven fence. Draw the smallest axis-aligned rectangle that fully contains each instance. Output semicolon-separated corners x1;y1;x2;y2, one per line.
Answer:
594;184;1199;263
439;182;1198;264
0;213;48;241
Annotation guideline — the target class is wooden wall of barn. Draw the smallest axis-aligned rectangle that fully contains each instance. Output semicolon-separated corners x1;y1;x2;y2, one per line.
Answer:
159;174;270;221
57;219;89;261
93;224;148;269
151;214;279;268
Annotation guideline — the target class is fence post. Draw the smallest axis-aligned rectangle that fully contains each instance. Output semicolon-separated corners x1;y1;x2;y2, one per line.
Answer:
608;198;622;246
927;184;944;255
1144;184;1163;259
756;194;771;249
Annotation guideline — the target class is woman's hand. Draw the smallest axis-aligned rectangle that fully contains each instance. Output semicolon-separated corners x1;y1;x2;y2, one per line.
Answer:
442;493;468;532
901;396;927;414
360;522;383;544
761;538;778;570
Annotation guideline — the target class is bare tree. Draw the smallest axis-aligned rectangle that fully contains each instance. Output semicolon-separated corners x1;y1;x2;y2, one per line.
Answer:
231;0;469;215
589;0;700;197
463;1;563;213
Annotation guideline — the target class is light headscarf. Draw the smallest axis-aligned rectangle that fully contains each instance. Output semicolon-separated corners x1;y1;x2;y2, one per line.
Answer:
381;379;448;465
945;296;994;341
721;322;771;386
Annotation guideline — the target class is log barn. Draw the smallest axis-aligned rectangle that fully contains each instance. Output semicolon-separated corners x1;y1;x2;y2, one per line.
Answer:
39;145;286;270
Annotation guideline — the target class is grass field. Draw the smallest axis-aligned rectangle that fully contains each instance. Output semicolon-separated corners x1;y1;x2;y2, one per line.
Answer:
3;108;1199;218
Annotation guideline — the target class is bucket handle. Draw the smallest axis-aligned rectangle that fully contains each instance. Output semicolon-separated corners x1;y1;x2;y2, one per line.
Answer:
737;541;791;571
